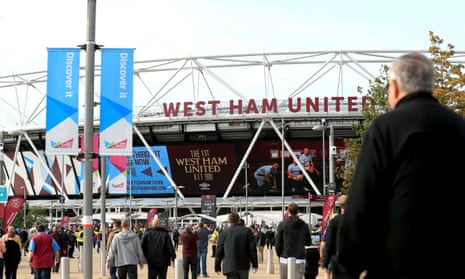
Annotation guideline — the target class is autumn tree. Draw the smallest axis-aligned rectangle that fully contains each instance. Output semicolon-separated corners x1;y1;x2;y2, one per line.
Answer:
338;32;465;194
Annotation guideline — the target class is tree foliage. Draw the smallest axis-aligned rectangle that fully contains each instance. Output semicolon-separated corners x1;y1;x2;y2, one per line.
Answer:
338;32;465;194
12;205;48;229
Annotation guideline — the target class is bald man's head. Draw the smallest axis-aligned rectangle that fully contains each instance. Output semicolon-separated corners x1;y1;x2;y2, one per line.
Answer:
151;218;161;228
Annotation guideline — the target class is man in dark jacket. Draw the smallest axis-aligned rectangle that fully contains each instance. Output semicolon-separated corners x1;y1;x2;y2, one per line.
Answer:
333;52;465;279
141;218;176;279
215;212;258;279
322;195;346;276
275;202;311;279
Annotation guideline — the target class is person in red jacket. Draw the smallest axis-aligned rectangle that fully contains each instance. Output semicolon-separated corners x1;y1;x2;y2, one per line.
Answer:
181;225;199;279
28;224;60;279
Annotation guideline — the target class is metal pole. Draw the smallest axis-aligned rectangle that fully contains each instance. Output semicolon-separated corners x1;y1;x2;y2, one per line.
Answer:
100;156;107;277
245;162;248;225
322;126;326;195
0;131;2;185
175;189;178;226
49;201;53;224
281;119;285;220
129;157;133;228
23;186;27;229
82;1;97;278
329;125;335;193
308;192;312;227
61;156;65;219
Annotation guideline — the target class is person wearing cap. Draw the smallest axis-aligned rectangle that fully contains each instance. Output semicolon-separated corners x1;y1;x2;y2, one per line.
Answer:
322;194;346;279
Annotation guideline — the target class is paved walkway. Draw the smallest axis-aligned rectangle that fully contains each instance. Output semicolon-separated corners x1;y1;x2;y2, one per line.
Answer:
16;246;326;279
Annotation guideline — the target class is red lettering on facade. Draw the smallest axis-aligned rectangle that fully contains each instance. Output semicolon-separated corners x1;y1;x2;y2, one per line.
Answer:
161;96;366;117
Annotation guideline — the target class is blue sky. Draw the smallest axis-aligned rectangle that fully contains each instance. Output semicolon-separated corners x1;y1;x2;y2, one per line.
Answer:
1;0;464;75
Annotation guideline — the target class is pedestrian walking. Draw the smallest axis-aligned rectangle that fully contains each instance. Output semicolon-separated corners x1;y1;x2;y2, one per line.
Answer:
66;225;76;258
208;227;218;258
322;195;346;279
265;227;274;250
28;223;60;279
255;228;266;264
275;202;311;279
180;225;199;279
106;218;146;279
333;52;465;278
18;228;28;257
141;218;176;279
49;225;65;273
172;228;180;250
106;219;122;279
195;222;212;277
3;226;21;279
215;212;258;279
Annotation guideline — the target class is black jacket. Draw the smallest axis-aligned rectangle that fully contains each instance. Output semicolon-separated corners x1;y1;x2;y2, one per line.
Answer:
322;214;343;269
334;93;465;279
275;215;311;260
215;224;258;274
141;226;176;269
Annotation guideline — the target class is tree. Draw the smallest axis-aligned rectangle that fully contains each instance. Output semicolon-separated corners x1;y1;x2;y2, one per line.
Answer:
338;32;465;193
12;205;48;229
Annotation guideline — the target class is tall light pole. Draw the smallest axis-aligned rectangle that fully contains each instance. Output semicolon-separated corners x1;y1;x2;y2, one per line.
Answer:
128;157;133;228
243;161;249;225
22;186;27;229
328;125;336;193
173;185;185;227
312;118;328;194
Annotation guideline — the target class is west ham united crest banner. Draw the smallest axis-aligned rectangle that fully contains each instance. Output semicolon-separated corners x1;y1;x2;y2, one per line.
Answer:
99;48;134;156
45;47;80;155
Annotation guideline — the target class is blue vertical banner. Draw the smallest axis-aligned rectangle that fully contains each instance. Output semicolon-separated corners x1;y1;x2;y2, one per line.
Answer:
99;48;134;156
45;47;80;155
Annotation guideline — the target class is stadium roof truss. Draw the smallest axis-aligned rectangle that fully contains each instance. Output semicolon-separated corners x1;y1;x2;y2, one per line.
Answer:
1;49;464;206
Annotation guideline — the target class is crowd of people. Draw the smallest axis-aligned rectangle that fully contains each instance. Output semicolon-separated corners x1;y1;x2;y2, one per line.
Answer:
5;199;320;279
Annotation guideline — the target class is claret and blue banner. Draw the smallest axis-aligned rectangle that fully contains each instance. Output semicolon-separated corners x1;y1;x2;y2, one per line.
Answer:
45;47;80;155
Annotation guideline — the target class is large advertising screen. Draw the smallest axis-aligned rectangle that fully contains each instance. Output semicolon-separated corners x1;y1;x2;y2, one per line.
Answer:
167;143;238;195
3;139;346;198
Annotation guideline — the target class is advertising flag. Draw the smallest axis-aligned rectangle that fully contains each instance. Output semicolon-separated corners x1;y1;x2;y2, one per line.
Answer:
321;194;337;234
107;155;128;195
0;185;7;203
3;197;25;231
45;48;80;155
146;208;157;228
99;48;134;156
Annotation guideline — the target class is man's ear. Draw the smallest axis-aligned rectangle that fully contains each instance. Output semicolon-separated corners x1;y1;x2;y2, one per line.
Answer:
388;79;402;109
391;79;401;99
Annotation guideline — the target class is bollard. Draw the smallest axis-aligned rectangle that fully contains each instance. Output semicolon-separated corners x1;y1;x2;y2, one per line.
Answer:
287;257;296;279
61;257;70;279
266;247;274;274
78;248;82;272
175;258;183;279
